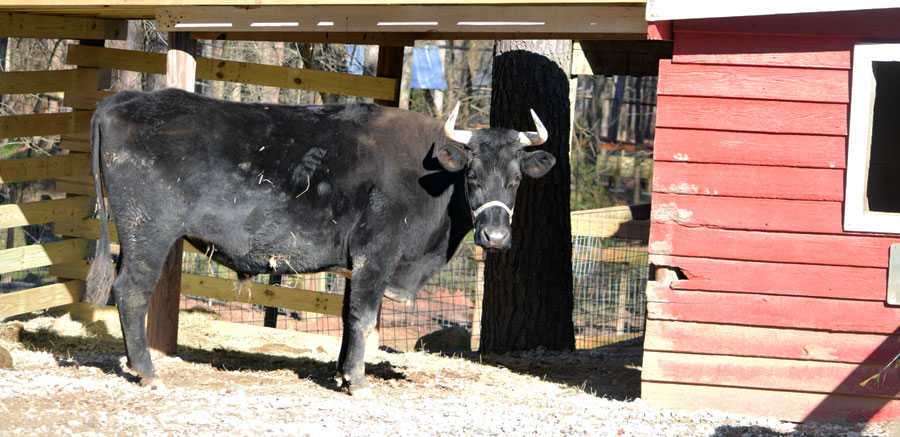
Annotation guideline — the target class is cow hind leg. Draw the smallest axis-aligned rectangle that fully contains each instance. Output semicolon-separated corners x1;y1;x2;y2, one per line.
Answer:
112;245;170;389
336;250;399;398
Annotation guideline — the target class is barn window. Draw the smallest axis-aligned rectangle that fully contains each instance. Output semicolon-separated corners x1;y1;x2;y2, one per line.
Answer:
844;43;900;233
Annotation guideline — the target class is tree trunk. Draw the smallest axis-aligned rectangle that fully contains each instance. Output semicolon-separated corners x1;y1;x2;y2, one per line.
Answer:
481;40;575;353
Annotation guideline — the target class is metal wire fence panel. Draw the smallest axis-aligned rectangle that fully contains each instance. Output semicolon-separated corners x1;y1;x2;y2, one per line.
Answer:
179;207;649;353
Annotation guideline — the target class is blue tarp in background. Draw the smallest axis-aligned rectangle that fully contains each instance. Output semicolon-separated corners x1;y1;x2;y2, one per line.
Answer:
410;45;448;90
347;44;447;90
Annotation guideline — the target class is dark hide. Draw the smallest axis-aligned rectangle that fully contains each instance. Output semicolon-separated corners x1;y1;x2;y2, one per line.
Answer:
84;88;554;395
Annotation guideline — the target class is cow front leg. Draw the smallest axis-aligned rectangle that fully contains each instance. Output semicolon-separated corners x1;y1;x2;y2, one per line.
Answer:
336;252;397;398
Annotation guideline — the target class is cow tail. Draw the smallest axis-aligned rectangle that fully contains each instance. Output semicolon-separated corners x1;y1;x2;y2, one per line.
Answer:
84;110;115;307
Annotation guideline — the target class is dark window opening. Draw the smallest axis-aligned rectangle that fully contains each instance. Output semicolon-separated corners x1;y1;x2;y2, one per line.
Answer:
866;61;900;213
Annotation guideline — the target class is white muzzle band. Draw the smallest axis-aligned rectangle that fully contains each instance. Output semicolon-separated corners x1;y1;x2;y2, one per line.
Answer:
472;200;514;224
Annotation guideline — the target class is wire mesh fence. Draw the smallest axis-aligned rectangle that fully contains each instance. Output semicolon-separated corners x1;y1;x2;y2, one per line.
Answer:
179;205;650;353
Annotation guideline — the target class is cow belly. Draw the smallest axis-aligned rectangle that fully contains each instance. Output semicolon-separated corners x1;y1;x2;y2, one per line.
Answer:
185;235;345;278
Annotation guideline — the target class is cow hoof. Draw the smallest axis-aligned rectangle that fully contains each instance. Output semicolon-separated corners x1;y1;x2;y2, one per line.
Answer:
140;376;168;392
348;385;375;399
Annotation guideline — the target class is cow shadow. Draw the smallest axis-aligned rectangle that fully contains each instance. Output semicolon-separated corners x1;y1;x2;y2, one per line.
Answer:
13;323;408;395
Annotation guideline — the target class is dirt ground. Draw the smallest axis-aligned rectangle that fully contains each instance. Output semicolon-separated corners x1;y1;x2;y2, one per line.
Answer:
0;310;891;436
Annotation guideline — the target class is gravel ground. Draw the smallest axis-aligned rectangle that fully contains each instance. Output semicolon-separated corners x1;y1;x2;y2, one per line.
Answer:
0;311;893;436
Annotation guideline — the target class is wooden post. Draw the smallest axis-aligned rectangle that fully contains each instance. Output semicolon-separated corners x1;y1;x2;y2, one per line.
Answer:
146;32;195;357
374;45;404;107
472;246;484;350
615;276;629;335
632;152;643;204
369;44;405;347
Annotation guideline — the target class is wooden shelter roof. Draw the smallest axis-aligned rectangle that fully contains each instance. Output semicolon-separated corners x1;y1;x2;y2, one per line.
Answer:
0;1;649;42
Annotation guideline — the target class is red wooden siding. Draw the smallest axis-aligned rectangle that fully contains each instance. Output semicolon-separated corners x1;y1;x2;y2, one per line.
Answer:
654;128;846;168
645;14;900;422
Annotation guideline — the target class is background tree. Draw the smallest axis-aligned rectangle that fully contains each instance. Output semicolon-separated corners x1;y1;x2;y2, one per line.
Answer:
480;40;575;353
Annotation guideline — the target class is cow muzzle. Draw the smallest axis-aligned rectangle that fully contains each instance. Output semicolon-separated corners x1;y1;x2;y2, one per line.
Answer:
478;225;511;250
473;200;513;250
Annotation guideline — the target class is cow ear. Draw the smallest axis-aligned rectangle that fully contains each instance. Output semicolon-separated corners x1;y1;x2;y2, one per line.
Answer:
437;143;468;172
521;150;556;178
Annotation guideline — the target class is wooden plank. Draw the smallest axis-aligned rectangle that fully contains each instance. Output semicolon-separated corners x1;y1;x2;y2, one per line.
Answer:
657;60;850;103
51;260;343;317
190;30;646;45
0;154;91;184
674;9;900;40
644;320;900;365
643;351;900;399
0;69;101;95
66;44;166;75
651;193;845;234
0;112;92;139
642;381;900;422
0;13;126;40
672;31;855;69
58;135;93;153
156;5;646;35
181;274;343;317
655;95;847;135
646;283;900;334
650;223;899;268
0;238;89;275
649;255;887;300
570;218;649;239
63;89;114;111
55;175;96;196
0;197;94;230
66;45;400;100
653;127;846;169
0;280;83;319
652;161;844;201
195;57;398;101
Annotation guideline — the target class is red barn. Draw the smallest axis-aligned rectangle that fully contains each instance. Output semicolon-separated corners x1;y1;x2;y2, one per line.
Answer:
642;3;900;422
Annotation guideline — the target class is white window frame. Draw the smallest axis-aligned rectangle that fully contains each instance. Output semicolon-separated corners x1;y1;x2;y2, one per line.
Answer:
844;43;900;233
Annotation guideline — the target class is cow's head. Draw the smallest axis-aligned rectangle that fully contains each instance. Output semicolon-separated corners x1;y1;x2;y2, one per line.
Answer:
437;103;556;250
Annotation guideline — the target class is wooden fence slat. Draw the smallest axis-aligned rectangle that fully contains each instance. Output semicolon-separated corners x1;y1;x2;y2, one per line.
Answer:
50;260;343;317
653;127;846;169
0;13;126;40
658;60;850;103
569;218;649;239
644;320;900;365
65;44;401;100
0;154;91;184
652;161;845;201
646;283;900;334
648;254;887;300
0;112;93;139
55;175;95;196
0;153;91;184
0;238;89;275
63;89;114;111
0;197;94;230
0;69;102;95
66;44;166;75
58;135;92;153
195;57;399;101
643;350;900;399
642;381;900;423
655;95;848;136
0;280;83;319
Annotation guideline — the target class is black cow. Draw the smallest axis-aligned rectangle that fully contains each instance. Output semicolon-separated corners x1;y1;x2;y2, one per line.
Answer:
84;88;555;397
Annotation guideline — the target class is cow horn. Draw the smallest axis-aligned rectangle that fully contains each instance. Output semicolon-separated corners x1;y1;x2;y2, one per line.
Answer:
443;102;473;145
518;109;548;147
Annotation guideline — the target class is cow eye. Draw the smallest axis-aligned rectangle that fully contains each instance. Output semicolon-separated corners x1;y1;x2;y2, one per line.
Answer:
509;174;521;187
467;170;478;181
